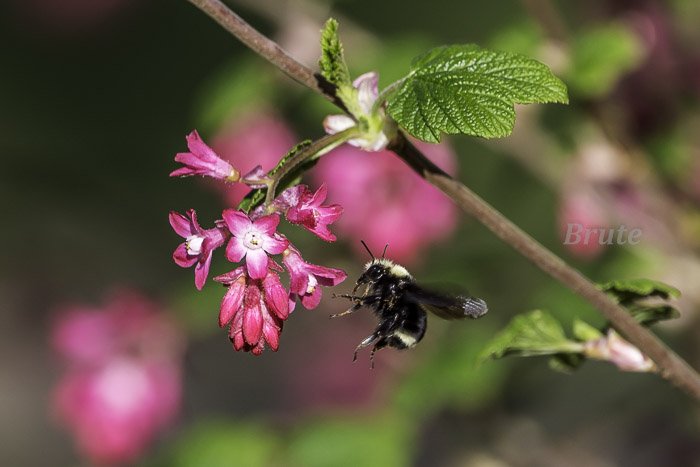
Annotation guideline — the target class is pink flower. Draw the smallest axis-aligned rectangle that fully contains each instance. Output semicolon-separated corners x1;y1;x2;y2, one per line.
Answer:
215;269;289;355
211;112;297;205
312;139;458;264
169;209;228;290
285;184;343;241
170;130;240;181
558;190;608;259
283;245;347;310
222;210;288;279
583;330;655;372
50;291;183;465
323;72;391;151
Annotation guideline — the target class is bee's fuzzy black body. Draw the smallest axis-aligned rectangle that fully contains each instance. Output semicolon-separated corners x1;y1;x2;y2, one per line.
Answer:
335;257;488;366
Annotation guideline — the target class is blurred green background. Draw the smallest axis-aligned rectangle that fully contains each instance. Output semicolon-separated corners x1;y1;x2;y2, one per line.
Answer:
1;0;699;465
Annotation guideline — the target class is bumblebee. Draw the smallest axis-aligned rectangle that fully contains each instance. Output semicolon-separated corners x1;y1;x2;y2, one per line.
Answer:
334;242;488;366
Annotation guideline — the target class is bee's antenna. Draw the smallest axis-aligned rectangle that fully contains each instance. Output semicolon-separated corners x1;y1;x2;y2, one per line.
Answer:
360;240;375;260
381;243;389;259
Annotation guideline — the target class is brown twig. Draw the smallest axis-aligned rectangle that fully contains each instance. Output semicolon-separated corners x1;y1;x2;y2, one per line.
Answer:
185;0;700;400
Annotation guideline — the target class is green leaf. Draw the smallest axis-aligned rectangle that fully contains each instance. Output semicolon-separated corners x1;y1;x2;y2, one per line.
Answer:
572;318;603;341
386;44;568;143
567;24;643;98
288;415;410;467
269;140;313;177
237;189;266;214
627;304;681;326
549;353;586;374
319;18;351;88
599;278;681;303
479;310;582;362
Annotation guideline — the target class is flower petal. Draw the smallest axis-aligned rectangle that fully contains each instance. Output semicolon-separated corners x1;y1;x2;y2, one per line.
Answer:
169;211;194;238
222;209;252;236
242;289;263;345
246;248;269;279
309;183;328;207
263;273;289;320
306;264;347;286
353;71;379;115
229;312;245;350
262;321;280;351
173;244;197;268
300;287;322;310
214;266;246;285
219;277;245;327
225;237;247;263
263;234;288;255
254;214;280;235
186;130;219;162
323;114;356;135
194;252;213;290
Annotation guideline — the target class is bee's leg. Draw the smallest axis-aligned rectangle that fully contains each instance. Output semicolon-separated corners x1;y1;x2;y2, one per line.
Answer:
369;338;389;369
330;294;383;318
352;332;380;362
330;302;362;319
332;293;361;302
353;315;400;363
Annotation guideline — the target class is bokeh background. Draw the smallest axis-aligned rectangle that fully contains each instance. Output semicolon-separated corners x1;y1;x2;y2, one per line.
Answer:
1;0;700;465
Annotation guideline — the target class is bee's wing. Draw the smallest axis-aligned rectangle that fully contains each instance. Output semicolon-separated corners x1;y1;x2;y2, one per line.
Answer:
405;283;488;320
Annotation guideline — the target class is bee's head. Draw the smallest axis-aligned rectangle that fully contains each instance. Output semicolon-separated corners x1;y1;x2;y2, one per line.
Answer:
353;259;412;294
358;261;389;285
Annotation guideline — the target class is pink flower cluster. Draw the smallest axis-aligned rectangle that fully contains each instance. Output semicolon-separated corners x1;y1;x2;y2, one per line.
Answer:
51;291;183;465
170;131;346;355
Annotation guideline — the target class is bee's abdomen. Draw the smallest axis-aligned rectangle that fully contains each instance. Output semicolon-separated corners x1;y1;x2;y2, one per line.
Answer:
387;304;427;349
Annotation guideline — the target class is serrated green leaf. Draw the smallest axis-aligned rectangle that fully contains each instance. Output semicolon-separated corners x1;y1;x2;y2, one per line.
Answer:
319;18;351;88
568;24;643;98
479;310;583;362
628;304;681;326
269;140;312;177
599;278;681;303
386;44;568;142
572;318;603;341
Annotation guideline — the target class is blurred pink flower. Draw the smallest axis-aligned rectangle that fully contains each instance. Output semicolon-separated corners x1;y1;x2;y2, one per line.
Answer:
558;190;608;259
51;291;183;465
211;112;297;206
312;140;458;264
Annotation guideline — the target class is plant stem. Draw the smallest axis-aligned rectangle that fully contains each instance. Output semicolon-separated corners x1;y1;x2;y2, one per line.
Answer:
185;0;700;400
264;127;359;206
